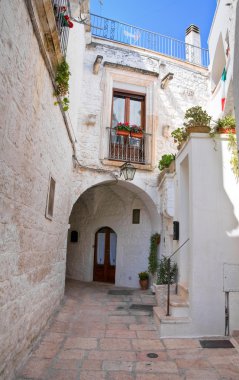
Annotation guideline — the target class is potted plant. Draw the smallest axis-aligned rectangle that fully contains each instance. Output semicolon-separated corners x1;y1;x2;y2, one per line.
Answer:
184;106;211;134
116;122;131;136
215;115;236;134
54;59;71;111
155;256;177;307
171;128;188;150
130;125;144;139
158;154;175;171
138;271;149;290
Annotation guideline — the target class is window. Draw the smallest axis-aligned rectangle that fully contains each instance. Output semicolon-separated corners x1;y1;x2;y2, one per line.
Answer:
109;90;146;164
132;209;140;224
112;90;145;129
45;176;56;220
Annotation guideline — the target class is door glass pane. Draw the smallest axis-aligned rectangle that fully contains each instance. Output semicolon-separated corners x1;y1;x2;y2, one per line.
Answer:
112;97;125;128
129;99;141;126
110;232;117;266
97;233;105;264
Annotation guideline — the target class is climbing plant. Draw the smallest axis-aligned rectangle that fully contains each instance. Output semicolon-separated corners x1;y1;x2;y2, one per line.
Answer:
148;233;160;275
54;59;70;111
228;132;239;181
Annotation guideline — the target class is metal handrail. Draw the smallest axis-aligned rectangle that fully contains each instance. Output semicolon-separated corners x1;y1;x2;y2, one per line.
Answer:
90;14;209;67
166;238;190;316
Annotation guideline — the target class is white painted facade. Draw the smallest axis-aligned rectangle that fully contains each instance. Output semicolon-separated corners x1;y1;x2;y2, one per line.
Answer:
167;134;239;337
1;0;239;377
66;35;209;288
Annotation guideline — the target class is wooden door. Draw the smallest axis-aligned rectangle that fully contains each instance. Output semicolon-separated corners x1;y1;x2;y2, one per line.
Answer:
93;227;117;283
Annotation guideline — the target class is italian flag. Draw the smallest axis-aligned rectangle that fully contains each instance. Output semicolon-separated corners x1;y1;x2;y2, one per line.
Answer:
221;68;227;111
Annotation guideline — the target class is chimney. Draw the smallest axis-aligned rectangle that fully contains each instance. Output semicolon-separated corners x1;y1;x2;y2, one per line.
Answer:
185;25;201;65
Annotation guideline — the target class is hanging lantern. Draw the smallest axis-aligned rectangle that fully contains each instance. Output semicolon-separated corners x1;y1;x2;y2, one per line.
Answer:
120;162;136;181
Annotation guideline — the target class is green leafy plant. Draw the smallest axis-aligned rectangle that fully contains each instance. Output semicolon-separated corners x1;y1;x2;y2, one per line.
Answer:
116;122;131;132
158;154;175;171
184;106;211;128
228;132;239;181
130;125;143;134
138;271;149;280
171;128;188;147
156;256;178;285
148;233;160;275
216;115;236;131
54;59;70;111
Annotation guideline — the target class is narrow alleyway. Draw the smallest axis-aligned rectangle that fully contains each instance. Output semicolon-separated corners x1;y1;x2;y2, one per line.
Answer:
16;280;239;380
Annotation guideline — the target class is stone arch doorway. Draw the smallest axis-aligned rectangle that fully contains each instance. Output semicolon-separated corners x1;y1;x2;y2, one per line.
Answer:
93;227;117;283
66;179;160;288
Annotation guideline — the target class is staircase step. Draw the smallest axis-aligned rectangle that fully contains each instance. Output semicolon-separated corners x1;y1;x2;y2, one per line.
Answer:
154;306;191;324
153;306;193;337
178;283;189;299
170;295;189;307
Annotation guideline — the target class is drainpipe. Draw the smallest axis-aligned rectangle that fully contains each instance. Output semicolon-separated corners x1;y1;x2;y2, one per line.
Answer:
185;24;202;66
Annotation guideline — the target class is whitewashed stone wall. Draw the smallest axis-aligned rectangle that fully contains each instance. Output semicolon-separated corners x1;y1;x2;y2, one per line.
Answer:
0;2;75;379
208;0;238;118
68;37;209;287
75;38;209;169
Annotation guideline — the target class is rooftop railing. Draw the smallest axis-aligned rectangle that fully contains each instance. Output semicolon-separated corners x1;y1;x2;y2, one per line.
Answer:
90;14;209;68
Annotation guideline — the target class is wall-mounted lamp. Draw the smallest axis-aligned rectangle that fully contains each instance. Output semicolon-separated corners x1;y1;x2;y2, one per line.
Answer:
93;55;103;74
120;162;136;181
161;72;174;89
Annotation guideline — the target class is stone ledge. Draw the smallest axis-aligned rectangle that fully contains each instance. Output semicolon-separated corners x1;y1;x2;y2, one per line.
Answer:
102;159;153;171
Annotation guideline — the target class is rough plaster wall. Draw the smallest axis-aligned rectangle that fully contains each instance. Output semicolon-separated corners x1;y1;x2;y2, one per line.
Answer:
67;184;153;288
76;41;209;167
0;2;73;379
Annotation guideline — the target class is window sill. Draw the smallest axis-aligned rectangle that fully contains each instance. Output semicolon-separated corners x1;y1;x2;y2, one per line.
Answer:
102;159;153;171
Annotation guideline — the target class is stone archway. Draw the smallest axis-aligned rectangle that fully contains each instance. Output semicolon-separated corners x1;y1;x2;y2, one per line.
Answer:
66;179;160;288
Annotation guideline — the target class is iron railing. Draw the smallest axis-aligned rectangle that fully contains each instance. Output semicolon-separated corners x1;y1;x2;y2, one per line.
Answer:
90;14;209;68
52;0;71;56
165;238;190;316
107;128;151;164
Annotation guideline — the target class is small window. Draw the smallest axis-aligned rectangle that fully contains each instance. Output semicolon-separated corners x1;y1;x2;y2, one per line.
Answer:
70;230;78;243
45;176;55;220
132;209;140;224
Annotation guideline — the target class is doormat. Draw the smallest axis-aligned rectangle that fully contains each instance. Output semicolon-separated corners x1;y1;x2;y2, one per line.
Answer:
108;290;133;295
129;304;154;311
199;340;234;349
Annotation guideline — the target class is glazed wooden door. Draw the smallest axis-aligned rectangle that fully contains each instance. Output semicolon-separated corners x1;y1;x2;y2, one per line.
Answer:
93;227;117;283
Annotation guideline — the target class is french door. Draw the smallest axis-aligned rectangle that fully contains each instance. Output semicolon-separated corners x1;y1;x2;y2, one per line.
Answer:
93;227;117;283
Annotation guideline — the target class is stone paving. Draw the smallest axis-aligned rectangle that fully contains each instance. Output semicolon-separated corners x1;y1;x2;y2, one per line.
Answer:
16;280;239;380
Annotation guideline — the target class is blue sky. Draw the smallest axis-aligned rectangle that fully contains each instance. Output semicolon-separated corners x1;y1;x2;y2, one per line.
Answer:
90;0;217;49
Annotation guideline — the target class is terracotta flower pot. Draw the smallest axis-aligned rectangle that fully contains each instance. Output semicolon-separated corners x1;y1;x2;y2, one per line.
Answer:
116;130;130;137
139;279;149;290
131;132;143;139
186;125;210;134
218;128;236;134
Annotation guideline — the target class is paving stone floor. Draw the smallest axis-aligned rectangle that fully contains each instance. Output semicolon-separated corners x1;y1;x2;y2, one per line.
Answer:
16;279;239;380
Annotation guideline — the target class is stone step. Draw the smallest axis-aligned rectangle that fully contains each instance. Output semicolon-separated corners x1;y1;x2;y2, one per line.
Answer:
169;294;189;317
153;306;192;337
177;283;189;299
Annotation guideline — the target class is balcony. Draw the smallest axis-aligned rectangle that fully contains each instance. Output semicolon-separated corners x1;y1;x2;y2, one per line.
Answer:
90;14;209;68
52;0;71;56
107;128;151;164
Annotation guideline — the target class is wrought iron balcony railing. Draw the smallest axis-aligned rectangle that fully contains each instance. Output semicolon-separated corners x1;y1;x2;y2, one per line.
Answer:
90;14;209;68
52;0;71;56
107;128;151;164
